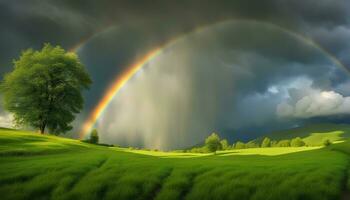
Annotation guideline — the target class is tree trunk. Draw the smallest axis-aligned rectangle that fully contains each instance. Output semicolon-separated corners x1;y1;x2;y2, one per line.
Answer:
40;123;46;134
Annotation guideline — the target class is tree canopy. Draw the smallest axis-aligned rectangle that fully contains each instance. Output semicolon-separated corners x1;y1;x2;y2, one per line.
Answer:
261;137;271;147
205;132;221;153
90;129;99;144
291;137;305;147
220;139;229;150
0;44;91;134
234;141;246;149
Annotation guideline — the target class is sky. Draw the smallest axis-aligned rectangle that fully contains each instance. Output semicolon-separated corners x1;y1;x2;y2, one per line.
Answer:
0;0;350;150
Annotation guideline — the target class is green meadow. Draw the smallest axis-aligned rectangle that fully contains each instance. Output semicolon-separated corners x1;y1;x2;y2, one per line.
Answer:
1;128;350;200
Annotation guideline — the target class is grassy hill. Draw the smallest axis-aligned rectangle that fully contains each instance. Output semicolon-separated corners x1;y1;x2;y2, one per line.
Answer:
1;128;350;200
255;123;350;146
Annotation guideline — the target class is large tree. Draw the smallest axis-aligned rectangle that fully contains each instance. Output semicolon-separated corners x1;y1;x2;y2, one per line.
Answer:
0;44;91;134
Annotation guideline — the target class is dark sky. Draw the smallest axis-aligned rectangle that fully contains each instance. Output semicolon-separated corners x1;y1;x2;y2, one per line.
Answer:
1;0;350;149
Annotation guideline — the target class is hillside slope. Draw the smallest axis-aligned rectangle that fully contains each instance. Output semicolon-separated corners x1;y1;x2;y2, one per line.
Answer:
256;123;350;146
1;128;350;200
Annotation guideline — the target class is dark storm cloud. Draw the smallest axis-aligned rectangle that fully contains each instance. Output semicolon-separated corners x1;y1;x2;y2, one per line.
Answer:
1;0;348;77
96;21;350;149
1;0;349;75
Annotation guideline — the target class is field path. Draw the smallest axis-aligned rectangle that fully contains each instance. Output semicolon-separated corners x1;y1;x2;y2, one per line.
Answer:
149;167;173;200
67;156;109;191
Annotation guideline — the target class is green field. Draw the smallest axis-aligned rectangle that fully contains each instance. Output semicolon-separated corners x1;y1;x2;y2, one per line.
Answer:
1;128;350;200
259;123;350;146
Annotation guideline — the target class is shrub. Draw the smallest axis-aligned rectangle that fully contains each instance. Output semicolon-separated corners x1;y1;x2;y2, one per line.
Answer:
220;139;230;150
246;140;259;148
190;146;209;153
231;143;235;149
90;129;99;144
234;141;246;149
277;140;291;147
291;137;305;147
323;139;332;146
205;133;222;153
261;137;271;148
271;140;278;147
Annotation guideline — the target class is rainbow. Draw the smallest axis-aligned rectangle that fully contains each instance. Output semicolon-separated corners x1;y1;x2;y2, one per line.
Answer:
79;48;163;138
72;19;349;139
69;25;117;53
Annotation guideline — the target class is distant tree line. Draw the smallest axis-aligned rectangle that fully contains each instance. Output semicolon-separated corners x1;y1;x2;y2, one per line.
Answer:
232;137;306;149
187;133;332;154
85;130;333;153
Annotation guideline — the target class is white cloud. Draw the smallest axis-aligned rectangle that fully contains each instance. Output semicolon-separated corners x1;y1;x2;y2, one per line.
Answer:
277;90;350;118
0;113;13;128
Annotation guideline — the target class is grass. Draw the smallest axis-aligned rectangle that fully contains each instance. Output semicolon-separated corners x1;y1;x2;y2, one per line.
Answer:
256;123;350;146
121;147;322;157
302;131;345;146
1;128;350;200
217;147;322;156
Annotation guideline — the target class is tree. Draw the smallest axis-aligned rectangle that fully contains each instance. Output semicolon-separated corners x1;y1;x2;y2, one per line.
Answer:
205;132;221;154
0;44;91;134
261;137;271;148
231;143;235;149
246;140;259;148
271;140;278;147
277;139;291;147
220;139;229;150
90;129;99;144
290;137;305;147
234;141;246;149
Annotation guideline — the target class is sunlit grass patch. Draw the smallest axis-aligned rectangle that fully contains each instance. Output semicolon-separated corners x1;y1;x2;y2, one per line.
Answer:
116;146;323;158
303;131;345;146
115;148;210;158
0;128;92;156
218;147;322;156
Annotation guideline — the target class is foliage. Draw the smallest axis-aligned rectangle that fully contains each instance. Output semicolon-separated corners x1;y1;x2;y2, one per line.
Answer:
271;140;278;147
277;139;291;147
291;137;305;147
245;140;259;148
323;139;332;146
234;141;246;149
220;139;229;150
189;146;209;153
90;129;99;144
261;137;271;147
0;44;91;134
205;133;221;153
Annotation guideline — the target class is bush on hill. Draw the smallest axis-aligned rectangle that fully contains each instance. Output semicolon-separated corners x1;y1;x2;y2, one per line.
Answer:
323;139;332;146
205;133;222;154
189;146;209;153
246;140;259;148
277;140;291;147
261;137;271;147
90;129;99;144
234;141;246;149
220;139;230;150
291;137;305;147
271;140;278;147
